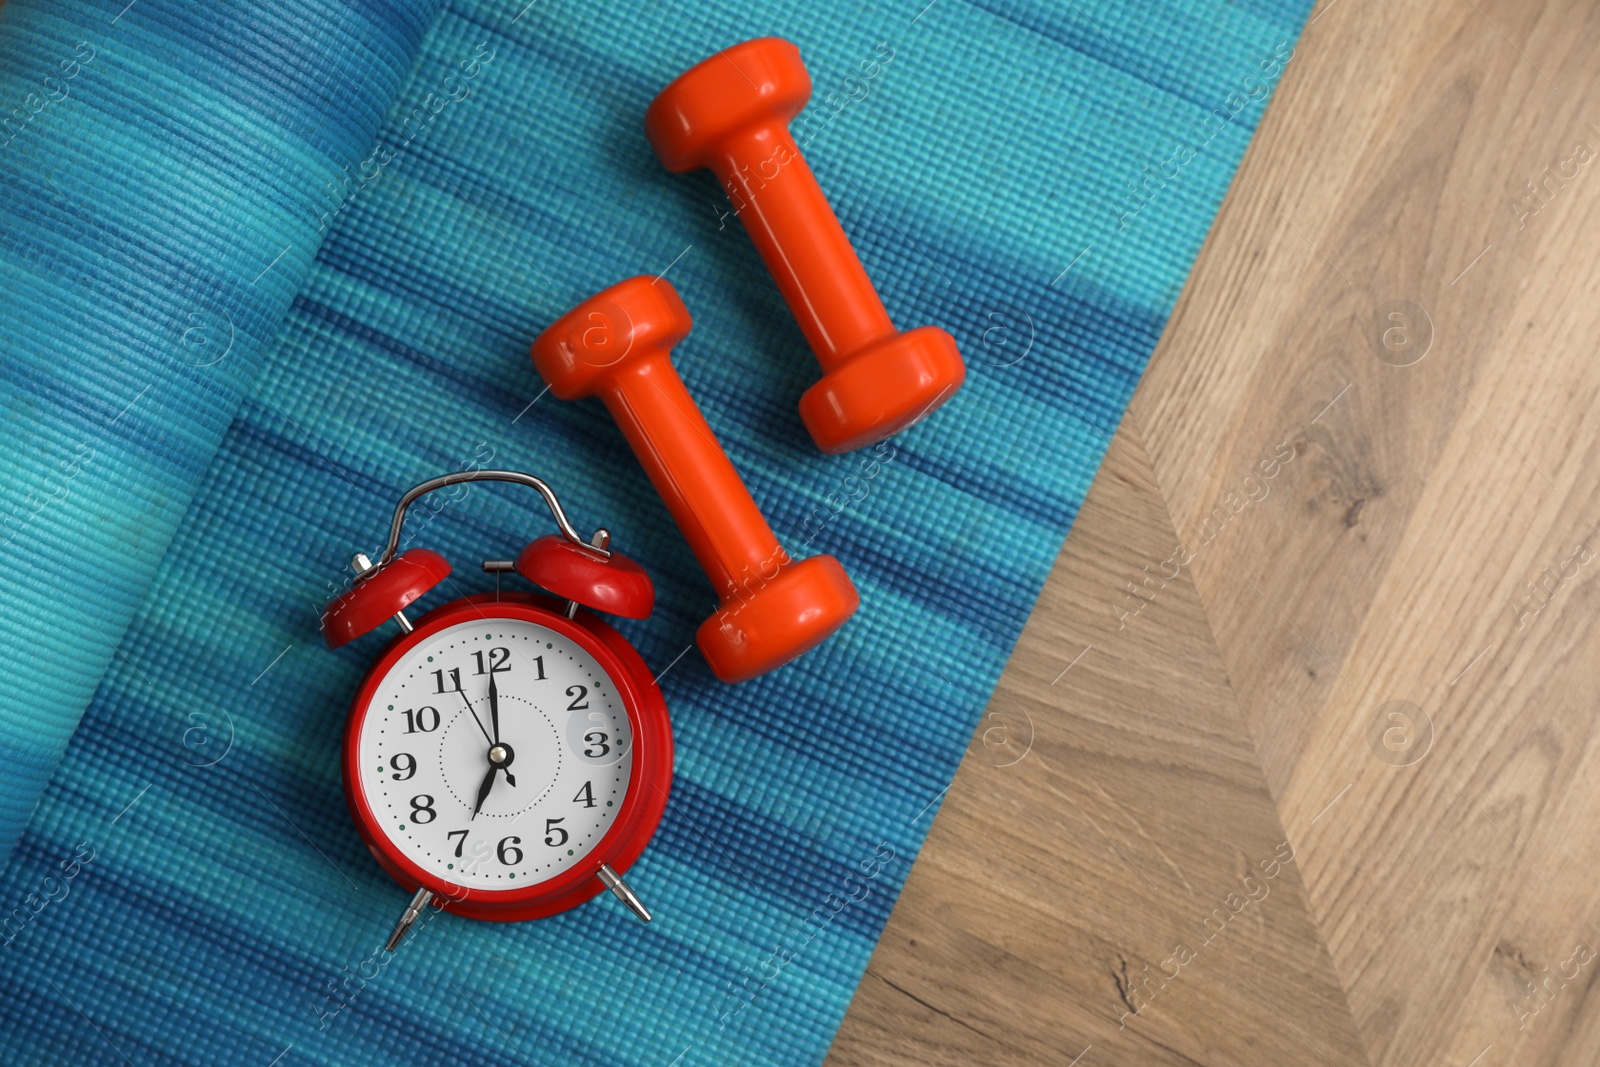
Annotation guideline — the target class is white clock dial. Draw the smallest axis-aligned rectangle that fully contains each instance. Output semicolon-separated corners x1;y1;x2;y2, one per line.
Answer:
357;616;632;889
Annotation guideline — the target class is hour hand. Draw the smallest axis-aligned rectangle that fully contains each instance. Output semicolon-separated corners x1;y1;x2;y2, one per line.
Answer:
470;764;496;820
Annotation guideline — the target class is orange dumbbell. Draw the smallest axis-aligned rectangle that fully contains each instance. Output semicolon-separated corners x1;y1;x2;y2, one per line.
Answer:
646;37;965;455
531;276;859;683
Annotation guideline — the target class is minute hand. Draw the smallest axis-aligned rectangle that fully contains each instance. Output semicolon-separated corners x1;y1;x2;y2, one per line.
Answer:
488;673;514;787
488;672;501;744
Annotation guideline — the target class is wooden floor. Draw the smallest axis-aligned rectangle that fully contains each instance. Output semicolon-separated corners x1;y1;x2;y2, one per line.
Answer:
828;0;1600;1064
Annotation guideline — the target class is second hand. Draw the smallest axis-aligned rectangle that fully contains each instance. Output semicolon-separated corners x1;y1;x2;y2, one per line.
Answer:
446;667;493;745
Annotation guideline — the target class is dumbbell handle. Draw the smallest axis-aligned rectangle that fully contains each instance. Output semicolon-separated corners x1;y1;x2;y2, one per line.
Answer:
716;125;894;370
534;275;860;681
598;352;784;596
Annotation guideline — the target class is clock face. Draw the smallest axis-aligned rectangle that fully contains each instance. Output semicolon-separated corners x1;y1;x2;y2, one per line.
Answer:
354;615;634;891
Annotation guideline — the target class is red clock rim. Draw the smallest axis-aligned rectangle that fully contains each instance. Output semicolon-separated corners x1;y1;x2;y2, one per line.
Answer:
341;595;667;913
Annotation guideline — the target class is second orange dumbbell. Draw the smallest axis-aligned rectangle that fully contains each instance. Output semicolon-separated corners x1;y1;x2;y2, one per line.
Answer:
646;37;965;455
532;276;859;683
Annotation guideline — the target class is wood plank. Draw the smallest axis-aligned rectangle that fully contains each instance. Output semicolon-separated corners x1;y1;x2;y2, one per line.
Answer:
833;0;1600;1063
1129;0;1600;1064
828;417;1369;1066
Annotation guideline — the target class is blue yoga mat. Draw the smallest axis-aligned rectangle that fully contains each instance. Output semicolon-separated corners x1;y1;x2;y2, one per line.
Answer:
0;0;444;867
0;0;1311;1064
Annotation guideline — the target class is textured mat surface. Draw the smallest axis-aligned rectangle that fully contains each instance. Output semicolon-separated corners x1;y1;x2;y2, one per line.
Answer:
0;0;1311;1064
0;0;443;865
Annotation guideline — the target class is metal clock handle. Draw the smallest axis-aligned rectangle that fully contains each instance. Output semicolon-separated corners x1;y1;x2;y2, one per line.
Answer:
370;469;612;574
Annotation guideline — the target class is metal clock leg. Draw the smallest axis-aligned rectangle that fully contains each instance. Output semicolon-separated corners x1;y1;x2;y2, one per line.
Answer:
385;886;435;951
598;864;651;923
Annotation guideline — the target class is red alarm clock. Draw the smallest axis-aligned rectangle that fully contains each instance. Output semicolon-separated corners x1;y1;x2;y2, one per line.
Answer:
321;470;672;950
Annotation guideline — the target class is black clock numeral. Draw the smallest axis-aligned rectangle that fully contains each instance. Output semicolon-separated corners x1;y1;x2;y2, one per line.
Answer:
532;655;546;681
431;667;462;694
409;795;436;824
472;647;511;675
446;829;468;858
389;753;416;781
402;706;440;733
497;836;524;865
566;684;589;711
574;781;596;808
543;818;568;847
582;731;610;758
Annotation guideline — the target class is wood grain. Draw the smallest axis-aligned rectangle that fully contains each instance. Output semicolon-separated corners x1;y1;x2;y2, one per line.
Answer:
829;417;1368;1066
830;0;1600;1063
